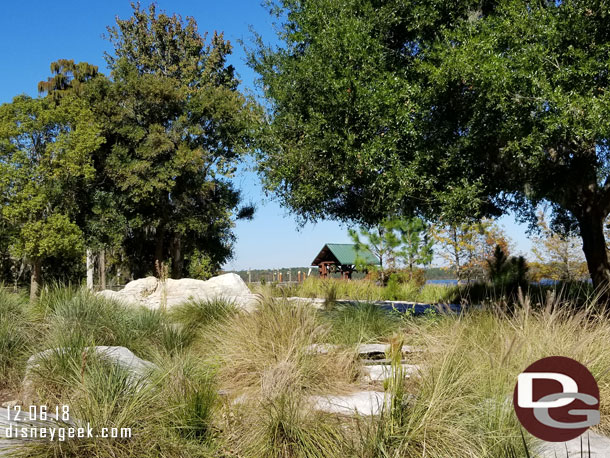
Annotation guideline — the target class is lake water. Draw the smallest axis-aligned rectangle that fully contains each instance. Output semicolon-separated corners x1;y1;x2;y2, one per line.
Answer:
425;278;591;286
425;279;458;285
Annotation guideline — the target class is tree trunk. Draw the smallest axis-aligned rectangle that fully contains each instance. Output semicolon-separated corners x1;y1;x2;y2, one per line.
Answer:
15;257;26;291
578;211;610;296
99;250;106;290
154;228;165;274
86;249;95;290
29;259;41;302
170;235;183;279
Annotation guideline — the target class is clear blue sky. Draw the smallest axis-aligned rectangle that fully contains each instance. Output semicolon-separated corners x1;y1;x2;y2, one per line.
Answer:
0;0;532;270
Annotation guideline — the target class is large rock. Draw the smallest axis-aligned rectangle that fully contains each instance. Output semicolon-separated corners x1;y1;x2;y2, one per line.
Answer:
23;346;157;400
99;273;258;311
0;406;69;456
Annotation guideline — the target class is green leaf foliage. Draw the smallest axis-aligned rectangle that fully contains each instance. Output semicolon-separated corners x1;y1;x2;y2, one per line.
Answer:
252;0;610;289
98;3;260;277
0;94;103;264
250;0;494;224
349;217;433;281
0;3;262;290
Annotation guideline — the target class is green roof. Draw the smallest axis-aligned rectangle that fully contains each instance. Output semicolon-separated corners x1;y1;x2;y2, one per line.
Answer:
312;243;380;266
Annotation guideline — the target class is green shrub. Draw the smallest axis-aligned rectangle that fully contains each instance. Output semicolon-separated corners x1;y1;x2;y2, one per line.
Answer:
0;288;30;387
236;393;348;458
169;298;237;331
187;249;217;280
384;274;402;301
0;319;28;387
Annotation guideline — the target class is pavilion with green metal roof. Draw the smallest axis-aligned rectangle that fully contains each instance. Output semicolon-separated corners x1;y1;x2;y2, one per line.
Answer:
311;243;380;279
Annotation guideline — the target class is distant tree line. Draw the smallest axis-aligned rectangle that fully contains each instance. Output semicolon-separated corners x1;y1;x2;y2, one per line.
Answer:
0;4;259;298
349;215;591;286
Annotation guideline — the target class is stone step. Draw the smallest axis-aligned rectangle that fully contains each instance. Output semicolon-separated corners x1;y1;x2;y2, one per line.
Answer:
362;364;420;382
310;391;387;416
362;359;394;365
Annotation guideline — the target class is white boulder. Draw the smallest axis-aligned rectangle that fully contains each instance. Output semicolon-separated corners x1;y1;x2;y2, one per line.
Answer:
98;273;258;311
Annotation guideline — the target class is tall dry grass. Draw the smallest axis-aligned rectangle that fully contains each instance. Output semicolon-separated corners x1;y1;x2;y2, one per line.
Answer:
204;296;360;400
374;290;610;457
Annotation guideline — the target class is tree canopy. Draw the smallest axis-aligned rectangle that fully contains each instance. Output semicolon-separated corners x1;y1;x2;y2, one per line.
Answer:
251;0;610;290
98;3;259;277
0;3;259;294
0;94;103;298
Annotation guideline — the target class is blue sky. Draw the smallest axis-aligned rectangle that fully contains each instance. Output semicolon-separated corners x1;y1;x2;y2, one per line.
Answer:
0;0;532;270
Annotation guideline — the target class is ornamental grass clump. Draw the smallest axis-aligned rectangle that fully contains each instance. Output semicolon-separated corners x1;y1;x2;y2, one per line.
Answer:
322;302;402;345
375;291;610;457
169;297;237;331
206;297;358;399
0;288;29;389
23;348;219;457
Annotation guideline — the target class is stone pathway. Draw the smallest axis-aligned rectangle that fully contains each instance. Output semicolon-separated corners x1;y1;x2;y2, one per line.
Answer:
304;342;420;415
307;342;421;384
